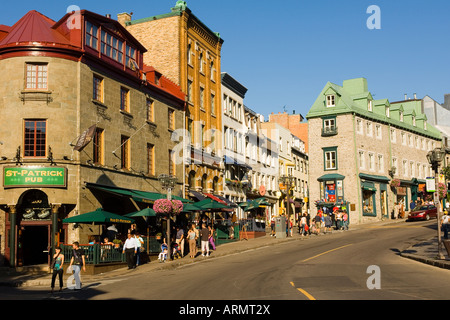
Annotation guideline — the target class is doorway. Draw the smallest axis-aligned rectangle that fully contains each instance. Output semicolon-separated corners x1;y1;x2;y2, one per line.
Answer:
20;225;49;266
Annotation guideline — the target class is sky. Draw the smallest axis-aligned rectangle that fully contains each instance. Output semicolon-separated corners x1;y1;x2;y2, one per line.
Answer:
1;0;450;120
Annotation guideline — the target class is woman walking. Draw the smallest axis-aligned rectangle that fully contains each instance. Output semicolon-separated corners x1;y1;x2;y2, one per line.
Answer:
50;246;64;293
187;224;197;258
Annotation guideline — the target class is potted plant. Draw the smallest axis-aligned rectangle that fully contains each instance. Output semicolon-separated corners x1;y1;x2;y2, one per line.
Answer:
155;232;162;240
113;239;122;249
390;178;401;188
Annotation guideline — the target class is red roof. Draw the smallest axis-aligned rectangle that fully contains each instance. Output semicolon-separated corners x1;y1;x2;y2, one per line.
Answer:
0;10;72;47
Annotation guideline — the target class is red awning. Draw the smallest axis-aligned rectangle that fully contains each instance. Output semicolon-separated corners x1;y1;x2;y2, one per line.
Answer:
204;193;227;205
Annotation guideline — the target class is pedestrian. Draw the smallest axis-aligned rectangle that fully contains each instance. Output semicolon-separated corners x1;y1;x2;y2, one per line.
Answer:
409;200;416;212
68;242;85;290
176;226;185;257
324;213;332;233
342;210;349;230
271;217;275;236
135;232;144;266
187;223;197;258
50;246;64;293
199;223;210;257
393;202;400;219
441;211;449;240
122;232;137;269
314;212;322;234
208;224;216;251
300;214;307;236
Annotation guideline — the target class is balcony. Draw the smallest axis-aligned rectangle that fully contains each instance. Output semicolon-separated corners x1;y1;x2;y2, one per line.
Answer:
321;126;338;137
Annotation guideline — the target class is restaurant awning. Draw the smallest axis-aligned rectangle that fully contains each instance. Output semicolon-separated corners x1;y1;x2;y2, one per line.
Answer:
63;208;135;224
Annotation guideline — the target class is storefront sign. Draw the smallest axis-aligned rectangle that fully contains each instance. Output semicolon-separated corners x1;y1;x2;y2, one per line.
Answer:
4;167;67;188
426;178;435;192
396;187;407;196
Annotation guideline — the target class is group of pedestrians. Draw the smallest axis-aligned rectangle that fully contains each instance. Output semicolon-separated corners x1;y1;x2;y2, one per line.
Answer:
158;219;216;262
298;209;349;236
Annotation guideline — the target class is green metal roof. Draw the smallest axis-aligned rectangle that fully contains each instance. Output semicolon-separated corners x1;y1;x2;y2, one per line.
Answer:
306;78;441;140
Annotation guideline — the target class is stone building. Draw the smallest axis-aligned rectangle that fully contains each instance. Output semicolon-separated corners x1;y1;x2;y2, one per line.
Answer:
306;78;441;225
119;1;224;199
0;10;185;267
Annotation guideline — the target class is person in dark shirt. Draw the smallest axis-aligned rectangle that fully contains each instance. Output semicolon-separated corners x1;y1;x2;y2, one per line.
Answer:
69;242;85;290
199;223;210;257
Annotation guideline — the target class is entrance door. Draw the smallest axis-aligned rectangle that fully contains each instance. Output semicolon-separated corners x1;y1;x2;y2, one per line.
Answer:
20;226;49;266
380;191;387;218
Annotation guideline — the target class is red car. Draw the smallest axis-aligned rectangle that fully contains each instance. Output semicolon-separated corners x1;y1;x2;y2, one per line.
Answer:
407;205;438;221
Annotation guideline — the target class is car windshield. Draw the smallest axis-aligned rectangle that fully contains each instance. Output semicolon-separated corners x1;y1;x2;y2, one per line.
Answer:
412;205;433;212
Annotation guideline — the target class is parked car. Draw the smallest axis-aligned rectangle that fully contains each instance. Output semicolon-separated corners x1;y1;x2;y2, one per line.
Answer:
407;205;438;221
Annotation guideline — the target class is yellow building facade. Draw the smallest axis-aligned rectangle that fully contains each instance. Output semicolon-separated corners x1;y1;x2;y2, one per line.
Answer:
120;1;224;198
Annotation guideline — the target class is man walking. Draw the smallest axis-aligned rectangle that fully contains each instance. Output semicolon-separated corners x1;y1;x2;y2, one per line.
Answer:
122;233;137;269
199;223;210;257
69;242;85;290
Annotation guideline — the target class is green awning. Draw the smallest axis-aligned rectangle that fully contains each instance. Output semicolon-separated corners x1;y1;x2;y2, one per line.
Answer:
63;208;135;224
359;173;390;183
317;173;346;182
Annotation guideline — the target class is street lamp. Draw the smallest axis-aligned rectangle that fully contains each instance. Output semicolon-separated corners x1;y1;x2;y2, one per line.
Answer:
158;174;178;260
426;148;446;260
279;174;295;237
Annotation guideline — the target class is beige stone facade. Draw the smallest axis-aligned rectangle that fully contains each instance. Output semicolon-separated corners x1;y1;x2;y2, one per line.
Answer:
0;10;185;267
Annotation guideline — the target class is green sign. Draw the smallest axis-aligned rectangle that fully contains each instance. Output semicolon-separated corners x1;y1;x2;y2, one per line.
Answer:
4;167;67;188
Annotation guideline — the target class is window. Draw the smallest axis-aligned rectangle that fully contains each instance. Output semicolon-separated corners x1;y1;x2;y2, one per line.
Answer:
392;158;398;173
147;98;154;122
200;87;205;110
375;125;382;139
323;147;337;170
402;160;408;176
93;75;103;102
323;118;336;133
366;121;373;137
211;94;215;116
400;111;404;122
378;154;384;173
356;118;363;135
359;150;365;169
24;120;46;157
169;149;175;175
412;116;416;127
410;161;415;177
125;45;136;69
401;132;406;145
187;80;193;103
199;53;204;73
386;106;390;118
187;44;192;65
368;153;375;171
26;63;48;90
93;128;104;165
85;21;99;50
168;109;175;130
187;119;193;144
390;128;396;143
326;95;335;107
101;30;124;63
368;100;373;112
147;143;154;175
120;87;129;112
121;135;130;169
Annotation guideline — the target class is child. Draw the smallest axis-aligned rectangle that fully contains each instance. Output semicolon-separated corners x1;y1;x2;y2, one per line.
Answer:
158;243;168;263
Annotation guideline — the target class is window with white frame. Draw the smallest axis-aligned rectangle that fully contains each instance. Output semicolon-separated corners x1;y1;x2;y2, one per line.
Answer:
403;160;408;176
368;153;375;171
368;100;373;112
390;128;396;143
324;149;337;170
386;106;390;118
392;157;398;174
366;121;373;137
359;150;365;169
400;111;404;122
401;132;406;145
410;161;415;177
378;154;384;173
326;95;335;107
356;118;363;135
376;125;382;139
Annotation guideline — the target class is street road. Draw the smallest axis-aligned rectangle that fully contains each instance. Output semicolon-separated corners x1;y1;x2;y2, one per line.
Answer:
2;220;449;302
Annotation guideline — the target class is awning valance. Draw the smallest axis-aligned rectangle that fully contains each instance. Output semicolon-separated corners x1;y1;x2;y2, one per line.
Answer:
317;173;346;182
359;173;390;183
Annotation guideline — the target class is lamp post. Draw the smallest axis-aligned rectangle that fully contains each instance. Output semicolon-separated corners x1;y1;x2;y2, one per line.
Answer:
280;174;295;237
426;148;446;260
158;174;178;260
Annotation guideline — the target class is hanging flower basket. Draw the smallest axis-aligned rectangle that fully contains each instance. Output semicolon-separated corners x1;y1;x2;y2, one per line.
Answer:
390;179;401;188
438;182;447;200
153;199;184;215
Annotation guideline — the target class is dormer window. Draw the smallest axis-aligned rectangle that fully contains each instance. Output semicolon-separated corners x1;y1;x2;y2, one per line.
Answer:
412;116;416;126
368;100;373;112
326;95;335;107
424;122;427;130
400;111;404;122
386;106;390;118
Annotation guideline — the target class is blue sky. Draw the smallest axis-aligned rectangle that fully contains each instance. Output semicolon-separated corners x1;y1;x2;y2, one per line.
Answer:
1;0;449;120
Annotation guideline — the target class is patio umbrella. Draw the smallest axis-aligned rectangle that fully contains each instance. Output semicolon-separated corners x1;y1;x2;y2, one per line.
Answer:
124;207;156;218
181;203;203;213
63;208;135;224
199;200;229;210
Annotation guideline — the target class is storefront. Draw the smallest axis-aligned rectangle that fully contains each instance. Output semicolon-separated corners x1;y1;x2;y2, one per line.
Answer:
317;173;346;206
359;173;390;219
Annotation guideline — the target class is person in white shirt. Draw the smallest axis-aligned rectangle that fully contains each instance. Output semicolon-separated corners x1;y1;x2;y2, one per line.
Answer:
122;233;137;269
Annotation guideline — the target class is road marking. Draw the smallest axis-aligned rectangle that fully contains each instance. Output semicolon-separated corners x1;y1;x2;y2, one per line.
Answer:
290;282;316;300
301;244;353;262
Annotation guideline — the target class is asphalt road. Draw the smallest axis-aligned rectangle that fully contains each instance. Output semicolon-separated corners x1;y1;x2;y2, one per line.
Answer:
2;220;449;303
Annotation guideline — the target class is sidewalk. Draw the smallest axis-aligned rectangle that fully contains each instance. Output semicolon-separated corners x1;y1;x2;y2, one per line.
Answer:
1;218;449;288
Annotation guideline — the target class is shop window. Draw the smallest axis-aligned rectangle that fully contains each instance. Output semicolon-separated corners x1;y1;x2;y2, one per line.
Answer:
362;189;376;216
